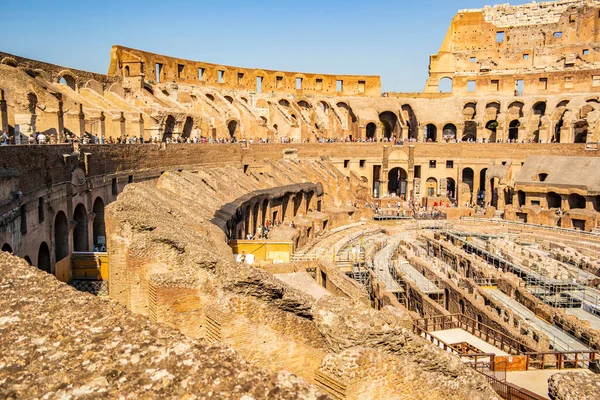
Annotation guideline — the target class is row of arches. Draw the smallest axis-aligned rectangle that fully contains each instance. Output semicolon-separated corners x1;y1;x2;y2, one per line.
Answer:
1;242;51;273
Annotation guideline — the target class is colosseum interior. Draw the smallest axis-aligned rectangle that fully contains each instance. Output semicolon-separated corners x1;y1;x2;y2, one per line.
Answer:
2;0;600;399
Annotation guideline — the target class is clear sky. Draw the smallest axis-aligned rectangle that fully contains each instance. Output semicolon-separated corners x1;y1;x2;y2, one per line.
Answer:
0;0;534;92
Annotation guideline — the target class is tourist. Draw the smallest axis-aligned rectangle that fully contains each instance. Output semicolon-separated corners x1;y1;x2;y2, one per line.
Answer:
0;130;8;146
37;132;46;144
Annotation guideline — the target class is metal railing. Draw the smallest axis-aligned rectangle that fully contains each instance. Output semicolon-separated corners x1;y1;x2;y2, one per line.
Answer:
524;351;598;370
475;369;546;400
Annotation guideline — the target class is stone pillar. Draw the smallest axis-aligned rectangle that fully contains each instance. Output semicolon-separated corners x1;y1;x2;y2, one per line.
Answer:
99;112;106;141
120;112;126;138
78;104;85;137
88;212;96;251
0;89;8;134
407;145;415;201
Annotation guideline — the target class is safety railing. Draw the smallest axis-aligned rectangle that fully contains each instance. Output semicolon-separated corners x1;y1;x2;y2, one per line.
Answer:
524;351;598;370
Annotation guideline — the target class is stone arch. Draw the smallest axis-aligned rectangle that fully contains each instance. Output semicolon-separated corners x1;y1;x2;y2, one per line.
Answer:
163;115;176;142
574;120;588;143
426;178;438;197
442;123;457;140
533;101;546;116
446;177;456;199
425;124;437;142
379;111;399;139
507;101;524;118
124;65;130;77
205;94;215;102
463;102;477;119
462;168;474;193
92;197;105;248
241;97;248;103
485;120;498;142
336;102;357;123
73;203;89;252
24;256;32;265
547;192;562;209
57;71;77;90
54;211;69;261
438;77;453;93
568;193;586;209
0;57;18;67
319;101;330;115
462;121;477;141
366;122;376;139
38;242;51;273
1;243;12;253
227;119;238;138
224;95;234;104
278;99;290;108
401;104;418;139
297;100;311;109
182;116;193;138
388;167;408;197
486;101;501;113
508;120;520;141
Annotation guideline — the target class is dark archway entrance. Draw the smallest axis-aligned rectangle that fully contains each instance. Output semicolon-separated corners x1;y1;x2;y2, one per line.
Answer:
486;120;498;142
517;190;526;207
228;120;238;139
366;123;376;140
462;121;477;141
1;243;12;253
508;120;520;141
568;194;586;209
425;124;437;142
73;204;89;252
163;115;176;142
446;178;456;199
54;211;69;261
462;168;474;194
379;112;398;139
547;192;562;209
38;242;51;273
92;197;105;249
388;167;408;198
574;121;588;143
182;116;193;138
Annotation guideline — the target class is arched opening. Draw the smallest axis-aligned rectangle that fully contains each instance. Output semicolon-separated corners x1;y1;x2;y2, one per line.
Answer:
462;121;477;141
442;124;457;141
553;119;563;143
28;92;38;114
426;178;438;197
59;75;76;90
547;192;562;209
124;66;130;77
228;120;238;139
73;204;89;252
379;111;399;139
402;104;419;139
182;116;193;138
163;115;175;142
24;256;32;265
298;100;311;109
508;101;524;118
37;242;51;273
517;190;526;207
446;178;456;199
485;120;498;142
1;243;12;253
92;197;105;249
438;77;453;93
388;168;408;198
508;120;520;141
462;168;474;194
425;124;437;142
459;299;465;314
574;120;588;143
278;99;290;107
533;101;546;116
568;194;586;210
366;123;376;140
319;101;329;116
224;95;234;104
54;211;69;261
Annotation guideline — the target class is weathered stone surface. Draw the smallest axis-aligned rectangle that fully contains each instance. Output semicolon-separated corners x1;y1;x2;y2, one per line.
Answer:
0;252;326;400
548;372;600;400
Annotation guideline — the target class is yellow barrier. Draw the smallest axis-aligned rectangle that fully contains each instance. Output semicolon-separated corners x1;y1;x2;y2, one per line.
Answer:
55;256;71;283
71;252;108;281
228;241;293;263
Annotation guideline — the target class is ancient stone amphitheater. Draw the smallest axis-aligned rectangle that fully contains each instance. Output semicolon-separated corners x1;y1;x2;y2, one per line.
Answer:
2;0;600;399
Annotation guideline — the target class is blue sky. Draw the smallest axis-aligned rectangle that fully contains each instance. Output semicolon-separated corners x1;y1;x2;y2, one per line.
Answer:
0;0;533;92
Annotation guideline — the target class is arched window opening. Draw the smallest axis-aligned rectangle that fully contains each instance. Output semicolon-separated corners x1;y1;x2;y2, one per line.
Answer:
59;75;76;90
388;168;408;198
438;77;453;93
379;111;398;139
228;120;238;139
38;242;51;273
568;194;586;210
366;123;376;139
425;124;437;142
462;168;474;193
182;116;193;138
1;243;12;253
92;197;106;250
547;192;562;209
508;120;520;141
517;190;526;207
54;211;69;261
486;120;498;142
442;124;457;141
73;204;89;252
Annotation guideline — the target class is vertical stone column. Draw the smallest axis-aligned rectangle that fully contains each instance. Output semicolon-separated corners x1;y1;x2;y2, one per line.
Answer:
407;145;415;201
380;146;390;197
99;112;106;141
120;112;126;138
0;89;8;133
78;104;85;137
